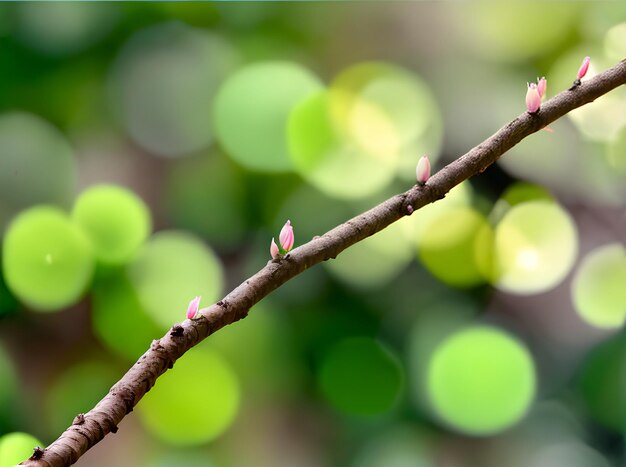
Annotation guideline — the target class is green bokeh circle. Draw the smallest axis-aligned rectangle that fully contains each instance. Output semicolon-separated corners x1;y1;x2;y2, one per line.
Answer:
458;2;582;61
327;61;443;184
138;348;240;445
324;219;416;288
578;335;626;432
92;274;163;362
0;432;44;467
427;326;536;435
46;359;119;436
72;185;151;265
418;207;494;288
501;182;554;207
572;244;626;329
607;124;626;175
0;112;75;229
318;337;403;416
3;206;94;311
111;22;239;158
213;61;323;172
127;231;223;330
165;153;247;250
493;201;577;295
15;2;118;56
288;91;397;199
329;62;439;155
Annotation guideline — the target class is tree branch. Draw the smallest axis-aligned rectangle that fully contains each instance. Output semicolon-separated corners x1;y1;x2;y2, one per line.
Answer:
21;58;626;467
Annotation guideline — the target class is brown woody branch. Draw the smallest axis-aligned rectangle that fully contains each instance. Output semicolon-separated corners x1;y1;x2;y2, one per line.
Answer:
21;58;626;467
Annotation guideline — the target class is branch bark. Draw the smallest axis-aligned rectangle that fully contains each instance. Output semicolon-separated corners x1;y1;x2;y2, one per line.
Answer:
21;58;626;467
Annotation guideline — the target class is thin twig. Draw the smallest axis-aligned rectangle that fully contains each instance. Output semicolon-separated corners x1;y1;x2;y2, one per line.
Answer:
20;58;626;467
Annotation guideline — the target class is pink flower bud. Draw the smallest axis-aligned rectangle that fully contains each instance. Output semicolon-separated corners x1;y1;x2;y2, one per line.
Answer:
186;296;201;319
270;238;280;259
278;220;294;252
536;77;547;99
577;56;590;80
526;83;541;114
416;155;431;185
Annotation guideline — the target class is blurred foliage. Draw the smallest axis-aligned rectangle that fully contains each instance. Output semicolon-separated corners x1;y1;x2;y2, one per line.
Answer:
0;2;625;467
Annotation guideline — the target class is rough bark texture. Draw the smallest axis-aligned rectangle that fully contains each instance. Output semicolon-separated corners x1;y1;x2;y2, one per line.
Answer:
21;59;626;467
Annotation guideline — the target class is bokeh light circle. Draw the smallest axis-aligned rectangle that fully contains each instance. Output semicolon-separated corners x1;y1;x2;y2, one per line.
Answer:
427;326;536;435
72;185;151;265
0;432;44;467
418;207;494;288
399;182;473;244
3;206;94;311
138;348;240;445
92;274;163;362
206;304;297;395
46;359;119;435
15;2;118;55
549;51;626;143
501;182;554;207
489;182;555;231
408;295;482;411
578;335;626;431
0;112;75;229
456;2;582;61
607;124;626;176
605;22;626;62
492;201;578;295
572;244;626;329
111;22;239;157
318;337;403;416
214;61;323;172
127;231;223;330
324;219;416;288
288;91;397;199
328;62;443;182
165;153;247;250
499;117;585;200
329;62;439;152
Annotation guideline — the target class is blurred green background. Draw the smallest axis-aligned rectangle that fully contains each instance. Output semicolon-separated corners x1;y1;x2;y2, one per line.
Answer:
0;2;625;466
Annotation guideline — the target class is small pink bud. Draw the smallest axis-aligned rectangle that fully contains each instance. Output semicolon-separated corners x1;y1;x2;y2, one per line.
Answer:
536;77;547;99
278;220;294;252
270;238;280;259
525;83;541;114
577;56;590;80
416;155;431;185
186;296;201;319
